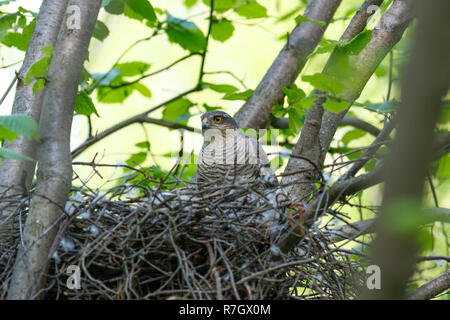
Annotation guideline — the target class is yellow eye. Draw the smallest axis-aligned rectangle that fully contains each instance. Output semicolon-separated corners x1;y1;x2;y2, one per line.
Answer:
213;116;223;124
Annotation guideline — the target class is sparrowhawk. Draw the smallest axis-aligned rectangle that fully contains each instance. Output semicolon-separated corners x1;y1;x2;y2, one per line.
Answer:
195;111;277;188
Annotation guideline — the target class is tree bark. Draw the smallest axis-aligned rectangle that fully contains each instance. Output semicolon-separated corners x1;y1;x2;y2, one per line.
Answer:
282;0;415;200
0;0;69;242
362;0;450;299
234;0;342;129
407;270;450;300
7;0;102;299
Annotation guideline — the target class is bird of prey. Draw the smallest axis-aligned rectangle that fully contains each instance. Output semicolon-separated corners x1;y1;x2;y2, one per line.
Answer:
195;111;277;188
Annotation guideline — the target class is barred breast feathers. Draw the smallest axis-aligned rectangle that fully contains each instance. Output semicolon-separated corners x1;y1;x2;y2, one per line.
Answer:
197;129;275;184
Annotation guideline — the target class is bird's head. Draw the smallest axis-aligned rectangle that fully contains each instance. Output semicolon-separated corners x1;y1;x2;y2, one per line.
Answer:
201;111;238;134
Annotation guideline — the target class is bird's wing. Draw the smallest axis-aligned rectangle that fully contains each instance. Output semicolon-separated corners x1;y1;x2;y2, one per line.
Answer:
242;133;278;185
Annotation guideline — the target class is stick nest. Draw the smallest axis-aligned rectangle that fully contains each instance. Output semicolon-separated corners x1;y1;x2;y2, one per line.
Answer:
1;171;365;299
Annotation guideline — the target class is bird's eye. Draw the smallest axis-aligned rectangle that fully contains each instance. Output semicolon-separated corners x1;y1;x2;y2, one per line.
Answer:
213;116;223;124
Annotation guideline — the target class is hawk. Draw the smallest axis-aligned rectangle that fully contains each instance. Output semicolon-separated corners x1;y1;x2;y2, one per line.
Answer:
195;111;277;188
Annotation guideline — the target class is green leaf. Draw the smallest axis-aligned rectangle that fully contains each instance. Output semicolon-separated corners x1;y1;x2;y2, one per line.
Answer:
40;45;54;57
294;14;326;27
296;96;316;111
271;104;286;118
0;12;18;42
436;154;449;181
75;91;100;117
97;85;131;103
0;147;35;161
203;82;238;94
1;19;35;51
24;46;53;85
302;73;346;95
314;39;340;55
0;125;17;141
162;98;193;125
104;0;125;14
132;82;152;97
211;18;234;42
342;129;367;144
346;149;363;161
202;103;221;112
93;20;110;42
374;64;388;78
17;15;29;27
117;61;150;77
323;98;349;113
184;0;198;8
0;114;39;141
165;15;206;52
222;89;253;101
340;29;372;56
438;100;450;124
202;0;238;13
236;0;267;19
18;6;37;18
125;0;156;22
97;81;151;103
135;141;150;149
282;84;306;105
125;151;147;166
24;45;53;93
364;158;377;172
32;79;46;94
288;109;302;134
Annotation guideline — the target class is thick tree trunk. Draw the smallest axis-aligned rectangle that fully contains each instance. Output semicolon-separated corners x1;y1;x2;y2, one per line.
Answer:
7;0;102;299
363;0;450;299
234;0;342;129
0;0;69;242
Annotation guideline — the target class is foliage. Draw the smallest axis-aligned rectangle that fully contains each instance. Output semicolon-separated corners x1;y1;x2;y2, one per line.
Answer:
0;114;39;160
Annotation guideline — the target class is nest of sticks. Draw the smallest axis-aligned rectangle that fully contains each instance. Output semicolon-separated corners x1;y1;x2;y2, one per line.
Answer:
0;164;366;300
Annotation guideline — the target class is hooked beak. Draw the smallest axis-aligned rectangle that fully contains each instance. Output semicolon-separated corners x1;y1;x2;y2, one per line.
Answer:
202;121;210;132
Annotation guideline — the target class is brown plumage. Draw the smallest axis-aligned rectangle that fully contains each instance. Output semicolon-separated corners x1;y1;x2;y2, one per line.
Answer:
195;111;276;187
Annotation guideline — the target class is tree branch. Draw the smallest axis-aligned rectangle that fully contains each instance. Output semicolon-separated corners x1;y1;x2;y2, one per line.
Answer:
327;218;376;243
0;0;69;241
407;270;450;300
72;1;217;159
327;207;450;243
340;0;384;42
271;114;381;137
71;87;201;158
342;115;396;179
273;134;450;260
7;0;103;299
105;52;201;91
282;0;415;200
273;162;385;259
234;0;342;129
